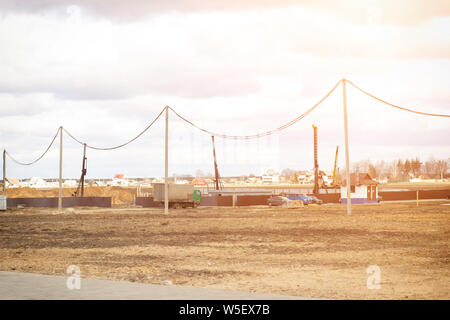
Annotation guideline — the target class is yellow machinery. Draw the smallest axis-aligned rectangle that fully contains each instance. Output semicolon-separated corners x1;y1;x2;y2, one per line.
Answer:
332;146;339;186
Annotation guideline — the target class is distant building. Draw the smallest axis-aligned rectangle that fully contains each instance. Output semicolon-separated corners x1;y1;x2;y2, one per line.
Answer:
111;174;129;186
63;180;77;187
262;175;280;184
191;177;207;185
341;173;380;204
5;178;20;188
29;177;48;188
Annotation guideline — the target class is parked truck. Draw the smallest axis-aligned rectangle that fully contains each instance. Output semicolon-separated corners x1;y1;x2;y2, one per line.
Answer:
152;183;201;208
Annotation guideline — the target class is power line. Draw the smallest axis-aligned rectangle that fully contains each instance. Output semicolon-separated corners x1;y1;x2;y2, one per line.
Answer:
169;80;342;139
3;79;449;165
346;79;450;118
63;107;166;150
5;127;60;166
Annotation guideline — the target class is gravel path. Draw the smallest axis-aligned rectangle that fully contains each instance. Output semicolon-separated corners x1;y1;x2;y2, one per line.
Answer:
0;271;310;300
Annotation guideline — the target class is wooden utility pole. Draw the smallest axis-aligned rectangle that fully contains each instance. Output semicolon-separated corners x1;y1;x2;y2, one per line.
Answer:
164;106;169;214
342;79;352;215
58;126;63;212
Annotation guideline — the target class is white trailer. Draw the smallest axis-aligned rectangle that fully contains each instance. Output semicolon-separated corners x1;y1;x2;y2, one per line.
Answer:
152;183;200;208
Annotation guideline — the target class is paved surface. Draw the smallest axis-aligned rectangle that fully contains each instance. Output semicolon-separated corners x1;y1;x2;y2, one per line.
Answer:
0;271;311;300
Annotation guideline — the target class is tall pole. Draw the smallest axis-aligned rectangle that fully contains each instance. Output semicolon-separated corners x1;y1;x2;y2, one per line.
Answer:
211;136;220;190
81;143;87;197
342;79;351;215
2;150;6;195
312;124;319;194
332;146;339;186
58;126;63;212
164;106;169;214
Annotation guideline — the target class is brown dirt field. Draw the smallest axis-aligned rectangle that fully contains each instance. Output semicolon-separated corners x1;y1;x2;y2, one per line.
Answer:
0;202;449;299
5;186;136;206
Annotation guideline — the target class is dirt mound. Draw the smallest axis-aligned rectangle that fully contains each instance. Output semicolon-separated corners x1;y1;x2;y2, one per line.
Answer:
5;186;137;206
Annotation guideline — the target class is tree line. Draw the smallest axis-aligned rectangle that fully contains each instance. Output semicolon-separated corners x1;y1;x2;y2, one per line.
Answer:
350;157;449;182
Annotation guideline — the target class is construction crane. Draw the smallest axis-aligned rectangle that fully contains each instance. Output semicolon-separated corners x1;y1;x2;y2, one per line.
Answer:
211;136;223;190
73;143;87;197
313;125;337;191
332;146;339;186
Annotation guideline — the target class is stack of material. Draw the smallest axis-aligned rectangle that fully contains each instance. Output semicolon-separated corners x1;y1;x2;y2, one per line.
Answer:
281;200;304;208
6;186;137;206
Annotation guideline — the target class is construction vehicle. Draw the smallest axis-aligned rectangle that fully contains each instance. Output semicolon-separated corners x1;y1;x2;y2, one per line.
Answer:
312;124;320;194
331;146;339;187
73;144;87;197
312;125;339;190
211;136;224;190
152;183;201;209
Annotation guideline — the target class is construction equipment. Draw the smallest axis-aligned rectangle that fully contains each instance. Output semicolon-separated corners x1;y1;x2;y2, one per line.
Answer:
152;183;201;208
332;146;339;186
312;125;340;191
73;143;87;197
313;124;320;194
211;136;223;190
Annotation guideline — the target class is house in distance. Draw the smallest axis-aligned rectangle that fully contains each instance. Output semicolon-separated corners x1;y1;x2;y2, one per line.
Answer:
341;173;380;204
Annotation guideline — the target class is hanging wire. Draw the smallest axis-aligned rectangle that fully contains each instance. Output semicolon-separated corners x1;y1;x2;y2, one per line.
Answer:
63;107;166;150
346;79;450;118
168;80;342;139
5;127;60;166
4;79;448;166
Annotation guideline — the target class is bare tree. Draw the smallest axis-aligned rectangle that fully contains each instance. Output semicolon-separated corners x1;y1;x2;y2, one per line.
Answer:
424;157;437;178
436;160;448;180
195;170;205;177
265;169;279;176
402;159;412;177
352;159;370;173
389;160;398;179
374;160;387;179
368;163;377;179
281;168;295;177
410;157;422;178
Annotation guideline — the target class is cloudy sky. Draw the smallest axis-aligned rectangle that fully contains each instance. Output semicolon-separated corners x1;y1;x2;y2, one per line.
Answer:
0;0;449;179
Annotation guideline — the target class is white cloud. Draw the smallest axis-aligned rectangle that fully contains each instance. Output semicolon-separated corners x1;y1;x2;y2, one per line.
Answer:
0;4;449;178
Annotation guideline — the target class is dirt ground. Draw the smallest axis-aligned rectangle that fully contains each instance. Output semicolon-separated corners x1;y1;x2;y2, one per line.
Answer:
0;201;449;299
5;186;137;206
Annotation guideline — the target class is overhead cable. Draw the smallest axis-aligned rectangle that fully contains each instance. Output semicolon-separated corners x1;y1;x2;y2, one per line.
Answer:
4;79;448;164
5;127;60;166
346;79;450;118
63;107;166;150
169;80;342;139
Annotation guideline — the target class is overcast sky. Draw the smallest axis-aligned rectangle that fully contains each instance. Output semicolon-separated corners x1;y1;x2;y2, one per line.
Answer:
0;0;449;179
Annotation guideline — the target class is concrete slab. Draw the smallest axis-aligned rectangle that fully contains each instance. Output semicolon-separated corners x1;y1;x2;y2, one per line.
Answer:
0;271;312;300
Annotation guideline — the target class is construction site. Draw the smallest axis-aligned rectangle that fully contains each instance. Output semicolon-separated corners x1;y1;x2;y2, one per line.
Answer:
0;201;449;300
1;76;449;300
1;3;450;311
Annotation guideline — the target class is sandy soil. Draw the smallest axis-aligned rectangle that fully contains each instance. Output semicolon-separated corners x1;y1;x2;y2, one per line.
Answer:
5;186;137;206
0;202;449;299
